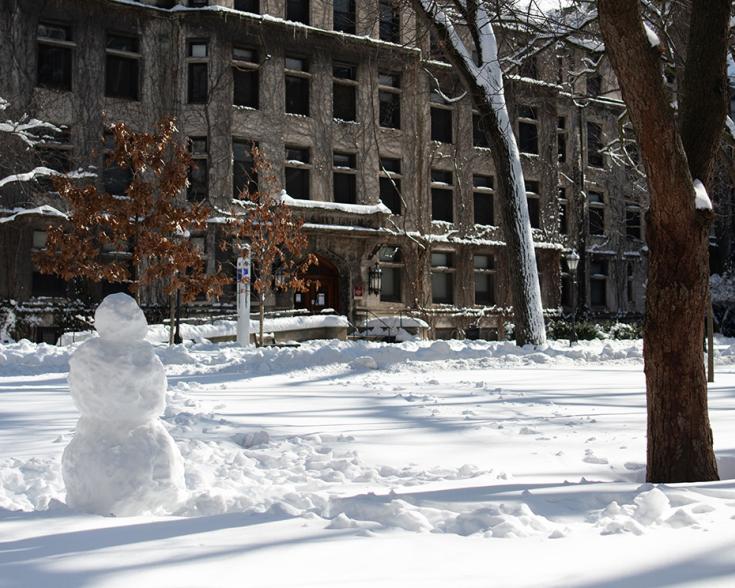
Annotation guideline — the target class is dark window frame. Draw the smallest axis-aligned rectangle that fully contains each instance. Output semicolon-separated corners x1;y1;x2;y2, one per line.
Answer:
285;146;311;200
379;157;402;215
105;32;140;101
232;47;259;108
285;55;310;116
37;21;74;91
333;151;357;204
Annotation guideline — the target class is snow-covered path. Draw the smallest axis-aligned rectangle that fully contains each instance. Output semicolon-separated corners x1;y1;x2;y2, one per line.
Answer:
3;338;735;586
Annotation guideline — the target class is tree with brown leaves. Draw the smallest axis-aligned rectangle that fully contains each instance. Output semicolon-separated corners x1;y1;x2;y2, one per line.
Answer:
35;118;229;344
225;146;316;347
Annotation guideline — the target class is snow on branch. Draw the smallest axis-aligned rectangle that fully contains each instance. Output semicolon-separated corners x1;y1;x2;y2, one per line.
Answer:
693;179;712;211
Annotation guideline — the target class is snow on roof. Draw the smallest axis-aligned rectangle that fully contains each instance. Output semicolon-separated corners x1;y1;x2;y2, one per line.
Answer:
0;205;67;224
280;191;391;215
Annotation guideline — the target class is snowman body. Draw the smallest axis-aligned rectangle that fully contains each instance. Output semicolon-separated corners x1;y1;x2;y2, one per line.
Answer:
62;293;185;516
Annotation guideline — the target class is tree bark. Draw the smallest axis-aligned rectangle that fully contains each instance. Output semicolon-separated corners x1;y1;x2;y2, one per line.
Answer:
412;0;546;346
598;0;725;482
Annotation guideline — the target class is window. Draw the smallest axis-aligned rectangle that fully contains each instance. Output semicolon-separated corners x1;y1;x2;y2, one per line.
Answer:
518;106;538;155
588;191;605;235
103;131;132;195
189;0;208;6
333;152;357;204
625;204;642;239
474;254;496;305
233;47;259;108
430;91;453;143
234;0;259;12
379;0;400;43
431;251;454;304
233;139;257;197
32;230;48;250
187;40;209;104
105;33;140;100
188;137;208;202
286;0;309;24
333;63;357;122
334;0;356;34
285;56;310;116
587;73;602;97
519;56;538;79
558;187;568;235
429;29;446;62
473;113;490;148
557;116;567;163
526;180;541;229
587;122;604;168
379;157;402;215
590;258;608;308
285;146;310;200
431;170;453;222
379;246;402;302
473;175;494;226
378;72;401;129
32;270;67;298
37;22;74;91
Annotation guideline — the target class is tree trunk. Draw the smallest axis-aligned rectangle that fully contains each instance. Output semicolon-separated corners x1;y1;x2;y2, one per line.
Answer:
412;0;546;346
168;292;175;346
259;293;265;347
598;0;723;482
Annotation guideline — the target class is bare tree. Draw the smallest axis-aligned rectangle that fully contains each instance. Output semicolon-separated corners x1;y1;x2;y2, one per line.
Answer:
598;0;730;482
411;0;546;345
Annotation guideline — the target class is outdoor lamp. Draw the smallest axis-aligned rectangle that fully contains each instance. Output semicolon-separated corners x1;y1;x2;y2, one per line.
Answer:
368;262;383;295
566;249;580;272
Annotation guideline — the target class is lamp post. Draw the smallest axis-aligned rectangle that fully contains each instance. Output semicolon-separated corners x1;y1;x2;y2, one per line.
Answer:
173;288;182;344
566;249;580;347
368;262;383;296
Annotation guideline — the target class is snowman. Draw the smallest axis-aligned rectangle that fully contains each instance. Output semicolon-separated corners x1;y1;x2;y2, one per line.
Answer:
62;293;186;516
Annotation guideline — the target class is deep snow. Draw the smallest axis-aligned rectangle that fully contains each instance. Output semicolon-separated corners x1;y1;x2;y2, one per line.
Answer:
2;336;735;586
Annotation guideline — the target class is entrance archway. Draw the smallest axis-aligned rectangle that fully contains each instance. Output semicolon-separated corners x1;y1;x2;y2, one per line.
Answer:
294;255;341;313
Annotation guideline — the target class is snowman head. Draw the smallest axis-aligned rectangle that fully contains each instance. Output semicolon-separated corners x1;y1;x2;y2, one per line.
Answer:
95;293;149;342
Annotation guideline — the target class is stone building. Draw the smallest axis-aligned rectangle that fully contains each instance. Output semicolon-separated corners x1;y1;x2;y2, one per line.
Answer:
0;0;648;342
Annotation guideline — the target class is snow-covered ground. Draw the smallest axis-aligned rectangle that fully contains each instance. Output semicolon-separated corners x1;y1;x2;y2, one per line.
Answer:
3;337;735;587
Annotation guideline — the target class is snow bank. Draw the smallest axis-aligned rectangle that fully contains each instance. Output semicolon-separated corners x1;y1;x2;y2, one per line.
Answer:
59;314;351;345
7;336;735;379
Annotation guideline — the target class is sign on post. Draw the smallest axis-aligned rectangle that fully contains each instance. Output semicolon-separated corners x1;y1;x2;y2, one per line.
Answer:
236;246;251;347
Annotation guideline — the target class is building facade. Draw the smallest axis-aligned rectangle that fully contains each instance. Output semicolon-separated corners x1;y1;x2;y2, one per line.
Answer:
0;0;648;342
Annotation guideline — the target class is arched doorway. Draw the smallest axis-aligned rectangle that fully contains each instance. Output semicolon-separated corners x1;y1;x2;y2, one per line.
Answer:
294;255;341;313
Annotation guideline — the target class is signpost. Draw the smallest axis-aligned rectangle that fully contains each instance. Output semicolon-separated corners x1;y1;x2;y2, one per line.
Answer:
236;245;251;347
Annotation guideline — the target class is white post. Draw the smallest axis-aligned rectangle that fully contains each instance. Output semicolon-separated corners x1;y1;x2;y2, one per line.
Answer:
236;245;251;347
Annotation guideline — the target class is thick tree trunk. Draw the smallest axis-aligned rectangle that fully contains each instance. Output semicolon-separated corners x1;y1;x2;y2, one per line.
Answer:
598;0;724;482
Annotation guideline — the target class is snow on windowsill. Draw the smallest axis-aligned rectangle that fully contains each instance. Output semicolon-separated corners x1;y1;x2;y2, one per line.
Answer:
280;191;390;215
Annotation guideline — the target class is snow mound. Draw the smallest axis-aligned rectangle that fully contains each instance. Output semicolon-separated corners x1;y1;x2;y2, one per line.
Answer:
63;418;186;516
0;457;64;511
592;486;725;535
